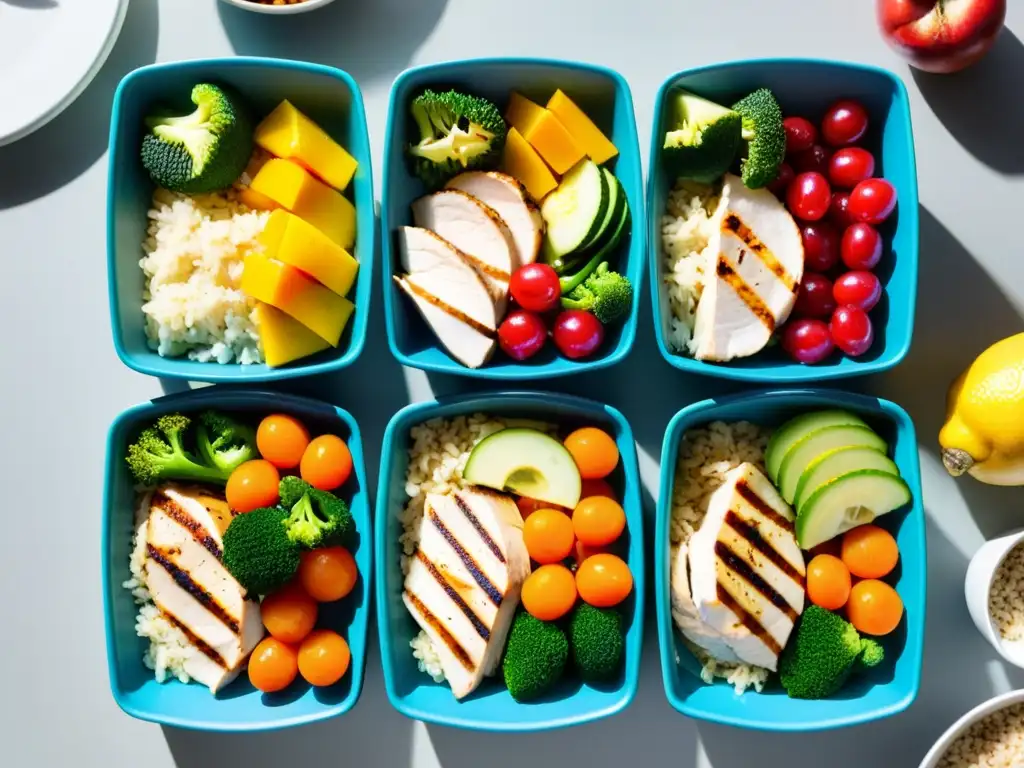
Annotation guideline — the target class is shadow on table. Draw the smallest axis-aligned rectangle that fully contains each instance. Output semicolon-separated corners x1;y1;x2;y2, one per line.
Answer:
912;26;1024;176
217;0;448;88
0;0;158;209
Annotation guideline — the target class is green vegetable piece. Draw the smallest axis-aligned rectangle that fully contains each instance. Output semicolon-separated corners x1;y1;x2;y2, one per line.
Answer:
731;87;786;189
195;410;257;477
278;475;354;550
662;89;743;184
140;83;254;194
560;262;633;325
502;611;569;702
407;89;507;190
126;413;231;486
221;506;300;596
569;603;625;683
858;638;885;670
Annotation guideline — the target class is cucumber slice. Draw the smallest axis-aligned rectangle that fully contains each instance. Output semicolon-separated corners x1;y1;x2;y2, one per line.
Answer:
765;410;868;484
558;192;632;295
794;446;899;513
777;425;886;505
579;168;623;252
541;159;608;261
796;470;911;550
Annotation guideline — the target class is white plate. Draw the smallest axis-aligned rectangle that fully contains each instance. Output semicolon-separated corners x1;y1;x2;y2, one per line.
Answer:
0;0;128;147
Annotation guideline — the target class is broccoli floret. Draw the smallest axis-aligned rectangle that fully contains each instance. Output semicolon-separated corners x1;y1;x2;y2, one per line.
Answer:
126;413;231;486
278;475;354;550
406;89;506;189
778;605;883;699
560;263;633;325
502;611;568;702
569;604;625;683
141;83;253;194
731;88;786;189
221;506;300;596
195;410;257;476
662;90;743;184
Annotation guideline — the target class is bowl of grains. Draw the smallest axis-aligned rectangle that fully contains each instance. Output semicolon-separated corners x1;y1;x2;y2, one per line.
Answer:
219;0;338;14
965;528;1024;668
919;689;1024;767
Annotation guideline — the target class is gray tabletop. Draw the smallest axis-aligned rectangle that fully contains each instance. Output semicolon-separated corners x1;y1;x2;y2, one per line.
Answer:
3;0;1023;765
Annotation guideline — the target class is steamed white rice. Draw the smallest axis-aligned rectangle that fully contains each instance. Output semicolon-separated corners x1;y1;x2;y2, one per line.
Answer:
669;420;773;694
937;703;1024;768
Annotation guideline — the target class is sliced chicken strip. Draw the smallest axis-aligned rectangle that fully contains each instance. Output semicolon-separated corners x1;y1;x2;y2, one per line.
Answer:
445;171;544;268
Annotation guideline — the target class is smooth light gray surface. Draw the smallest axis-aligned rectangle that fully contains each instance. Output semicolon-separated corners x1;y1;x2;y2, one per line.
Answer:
2;1;1023;765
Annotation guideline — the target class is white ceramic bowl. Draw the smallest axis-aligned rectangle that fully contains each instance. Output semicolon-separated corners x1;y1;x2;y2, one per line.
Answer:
965;527;1024;668
219;0;337;14
918;689;1024;767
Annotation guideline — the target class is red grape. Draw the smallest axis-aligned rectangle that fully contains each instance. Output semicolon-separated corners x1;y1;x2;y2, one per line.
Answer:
830;305;875;356
781;318;835;364
791;144;832;176
787;172;832;221
800;222;839;272
784;117;818;154
768;162;795;196
794;273;836;319
833;271;882;312
498;311;547;360
841;223;883;270
829;191;857;229
821;100;869;147
552;310;604;359
828;148;876;189
510;264;561;313
848;179;897;225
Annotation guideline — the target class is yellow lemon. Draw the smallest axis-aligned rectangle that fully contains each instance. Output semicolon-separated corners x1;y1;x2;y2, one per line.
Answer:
940;332;1024;485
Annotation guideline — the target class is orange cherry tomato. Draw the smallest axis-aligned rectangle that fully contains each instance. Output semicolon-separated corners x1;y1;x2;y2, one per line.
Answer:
226;459;280;513
300;434;353;491
298;546;358;602
579;478;617;501
260;584;318;644
516;496;567;519
298;629;351;686
256;414;310;470
841;525;899;579
572;496;626;547
521;564;577;621
248;637;298;693
523;509;575;564
847;579;903;636
806;554;852;611
563;427;619;480
575;553;632;608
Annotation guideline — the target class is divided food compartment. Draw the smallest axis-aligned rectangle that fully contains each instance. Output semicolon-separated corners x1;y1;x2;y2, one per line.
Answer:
106;57;376;383
102;388;372;731
381;58;645;380
654;388;925;731
647;59;919;382
375;391;645;730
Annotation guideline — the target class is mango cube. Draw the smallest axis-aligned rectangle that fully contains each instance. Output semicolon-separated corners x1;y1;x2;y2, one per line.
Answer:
254;100;358;192
255;303;331;368
502;128;558;202
237;185;281;212
505;92;584;175
242;252;354;346
261;209;359;297
505;91;548;135
250;158;356;250
546;89;618;165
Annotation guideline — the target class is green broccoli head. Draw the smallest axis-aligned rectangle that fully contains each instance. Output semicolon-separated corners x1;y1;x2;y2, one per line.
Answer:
779;605;879;700
662;90;743;184
278;475;354;550
407;89;507;190
569;603;625;683
195;410;257;476
858;638;885;670
221;506;300;596
560;263;633;325
731;88;786;189
502;610;569;702
126;413;231;486
141;83;253;194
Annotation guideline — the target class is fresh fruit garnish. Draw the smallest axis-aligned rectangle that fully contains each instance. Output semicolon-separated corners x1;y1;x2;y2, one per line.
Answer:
847;579;903;636
522;564;578;621
563;427;619;480
226;459;280;513
806;553;853;610
300;434;352;491
841;524;899;579
523;508;576;564
572;496;626;547
575;553;632;608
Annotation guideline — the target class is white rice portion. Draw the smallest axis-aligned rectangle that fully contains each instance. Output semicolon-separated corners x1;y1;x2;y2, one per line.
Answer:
140;186;268;365
669;420;773;694
121;491;196;683
989;543;1024;642
937;703;1024;768
399;413;556;682
660;178;723;355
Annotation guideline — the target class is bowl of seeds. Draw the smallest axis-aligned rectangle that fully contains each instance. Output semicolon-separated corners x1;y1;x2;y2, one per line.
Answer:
965;527;1024;668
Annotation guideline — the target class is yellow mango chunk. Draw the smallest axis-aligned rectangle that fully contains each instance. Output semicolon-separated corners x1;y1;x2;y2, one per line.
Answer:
255;303;331;368
242;252;354;346
255;100;358;192
250;158;356;250
237;186;281;212
546;89;619;165
261;209;359;298
502;128;558;202
523;109;586;175
505;92;547;135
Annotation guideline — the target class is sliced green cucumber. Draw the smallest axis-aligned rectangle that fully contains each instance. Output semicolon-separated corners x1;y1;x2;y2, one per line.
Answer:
558;192;631;295
579;168;623;252
777;425;886;505
794;446;899;513
796;470;911;550
541;159;608;261
765;410;868;484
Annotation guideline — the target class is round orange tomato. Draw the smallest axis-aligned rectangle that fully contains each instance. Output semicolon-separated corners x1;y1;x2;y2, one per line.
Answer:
563;428;619;480
572;496;626;547
521;564;577;621
847;579;903;636
298;546;358;602
248;637;298;693
226;459;280;513
260;585;318;644
523;509;575;564
806;554;852;611
300;435;353;491
298;629;351;686
576;553;632;607
841;525;899;580
256;414;310;470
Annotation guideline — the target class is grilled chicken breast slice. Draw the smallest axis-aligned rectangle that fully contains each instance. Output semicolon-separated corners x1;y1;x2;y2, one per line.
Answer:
445;171;544;268
412;189;516;316
687;463;805;671
670;543;742;664
692;174;804;362
402;487;531;699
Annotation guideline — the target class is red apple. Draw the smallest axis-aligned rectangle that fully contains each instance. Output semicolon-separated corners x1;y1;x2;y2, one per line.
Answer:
877;0;1006;74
